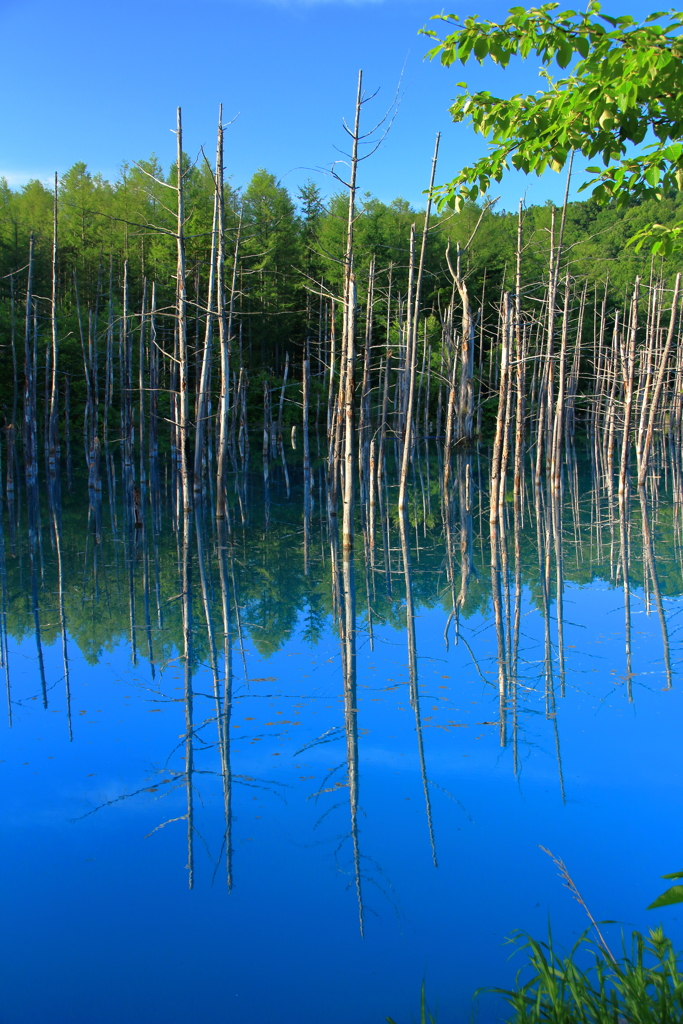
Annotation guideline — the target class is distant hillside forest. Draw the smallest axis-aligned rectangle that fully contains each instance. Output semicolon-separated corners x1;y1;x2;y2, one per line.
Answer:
1;157;682;437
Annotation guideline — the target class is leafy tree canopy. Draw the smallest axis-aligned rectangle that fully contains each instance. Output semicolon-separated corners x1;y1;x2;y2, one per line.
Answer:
423;2;683;254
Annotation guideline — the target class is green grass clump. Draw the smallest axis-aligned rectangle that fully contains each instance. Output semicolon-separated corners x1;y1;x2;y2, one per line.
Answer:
388;927;683;1024
489;926;683;1024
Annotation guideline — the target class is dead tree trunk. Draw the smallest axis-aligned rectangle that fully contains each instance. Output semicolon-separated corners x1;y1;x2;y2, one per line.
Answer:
194;141;219;498
398;133;440;512
341;70;363;552
48;174;59;479
175;108;191;513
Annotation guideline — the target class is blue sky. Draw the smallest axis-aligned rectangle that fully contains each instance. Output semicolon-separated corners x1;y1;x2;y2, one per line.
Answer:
0;0;649;211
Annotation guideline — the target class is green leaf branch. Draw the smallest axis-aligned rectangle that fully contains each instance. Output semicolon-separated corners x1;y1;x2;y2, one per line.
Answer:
648;871;683;910
423;2;683;253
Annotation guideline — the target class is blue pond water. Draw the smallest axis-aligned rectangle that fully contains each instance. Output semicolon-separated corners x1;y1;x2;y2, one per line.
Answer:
1;463;682;1024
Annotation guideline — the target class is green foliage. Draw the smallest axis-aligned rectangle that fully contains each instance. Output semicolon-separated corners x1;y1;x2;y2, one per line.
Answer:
648;871;683;910
423;3;683;254
391;928;683;1024
0;143;680;443
241;169;304;362
483;927;683;1024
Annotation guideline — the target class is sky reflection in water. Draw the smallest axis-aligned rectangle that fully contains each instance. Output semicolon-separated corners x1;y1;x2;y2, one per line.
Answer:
1;461;683;1024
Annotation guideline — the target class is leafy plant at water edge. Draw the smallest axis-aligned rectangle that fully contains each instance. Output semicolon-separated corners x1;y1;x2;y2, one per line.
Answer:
390;928;683;1024
486;926;683;1024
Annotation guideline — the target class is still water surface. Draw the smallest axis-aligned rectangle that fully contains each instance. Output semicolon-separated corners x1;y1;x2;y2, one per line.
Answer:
2;453;682;1024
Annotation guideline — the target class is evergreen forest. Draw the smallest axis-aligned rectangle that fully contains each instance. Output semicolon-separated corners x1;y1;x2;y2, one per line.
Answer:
2;139;683;466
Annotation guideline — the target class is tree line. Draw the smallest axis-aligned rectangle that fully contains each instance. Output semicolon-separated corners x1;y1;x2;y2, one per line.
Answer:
1;140;683;454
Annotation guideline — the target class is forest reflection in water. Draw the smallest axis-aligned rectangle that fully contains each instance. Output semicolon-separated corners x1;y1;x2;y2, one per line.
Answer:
3;438;682;943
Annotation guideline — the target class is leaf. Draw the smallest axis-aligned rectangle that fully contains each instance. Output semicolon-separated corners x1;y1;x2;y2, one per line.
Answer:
473;35;489;60
556;41;573;68
575;36;590;58
647;885;683;910
661;870;683;879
